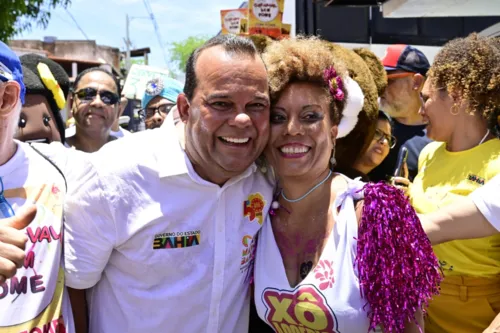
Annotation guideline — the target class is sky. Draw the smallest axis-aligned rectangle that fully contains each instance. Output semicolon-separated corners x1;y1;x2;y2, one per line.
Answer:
18;0;295;72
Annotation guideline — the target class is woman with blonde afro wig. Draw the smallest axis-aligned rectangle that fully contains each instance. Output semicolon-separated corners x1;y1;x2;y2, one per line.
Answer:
251;36;441;333
407;33;500;333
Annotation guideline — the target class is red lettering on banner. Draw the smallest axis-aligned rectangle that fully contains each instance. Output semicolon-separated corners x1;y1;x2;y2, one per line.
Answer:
30;275;45;293
24;250;35;268
0;274;46;299
19;315;66;333
10;276;28;295
262;285;339;333
27;226;61;243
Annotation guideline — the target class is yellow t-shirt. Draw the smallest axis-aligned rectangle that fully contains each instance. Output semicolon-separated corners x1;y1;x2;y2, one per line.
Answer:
410;139;500;277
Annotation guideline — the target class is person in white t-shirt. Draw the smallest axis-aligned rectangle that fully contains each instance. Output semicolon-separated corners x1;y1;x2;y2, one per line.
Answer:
0;41;75;333
421;173;500;244
253;37;440;333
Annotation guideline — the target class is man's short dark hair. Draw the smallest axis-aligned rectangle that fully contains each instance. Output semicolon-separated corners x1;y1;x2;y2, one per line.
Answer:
378;110;393;132
183;34;259;101
73;67;122;96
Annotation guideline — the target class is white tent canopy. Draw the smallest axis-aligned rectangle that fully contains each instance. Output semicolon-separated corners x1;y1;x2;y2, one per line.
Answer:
383;0;500;18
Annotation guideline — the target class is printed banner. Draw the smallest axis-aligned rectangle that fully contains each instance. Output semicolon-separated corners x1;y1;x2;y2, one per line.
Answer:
248;0;284;35
221;9;249;35
122;64;171;100
280;23;292;38
239;18;249;35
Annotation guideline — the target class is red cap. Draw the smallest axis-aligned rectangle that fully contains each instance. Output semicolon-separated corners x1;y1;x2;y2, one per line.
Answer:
382;44;408;69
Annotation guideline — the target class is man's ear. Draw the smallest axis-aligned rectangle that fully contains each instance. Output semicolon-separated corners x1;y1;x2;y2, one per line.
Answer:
67;93;75;114
176;93;190;124
0;82;21;118
119;97;128;117
413;74;425;91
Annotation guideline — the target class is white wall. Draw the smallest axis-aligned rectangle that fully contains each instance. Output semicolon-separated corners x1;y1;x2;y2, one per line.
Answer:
282;0;296;37
337;42;441;65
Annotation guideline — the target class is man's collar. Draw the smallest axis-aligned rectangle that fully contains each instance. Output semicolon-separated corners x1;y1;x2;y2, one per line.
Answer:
157;111;189;178
156;111;258;183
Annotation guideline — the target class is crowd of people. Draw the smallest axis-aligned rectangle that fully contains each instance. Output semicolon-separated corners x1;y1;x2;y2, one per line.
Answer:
0;29;499;333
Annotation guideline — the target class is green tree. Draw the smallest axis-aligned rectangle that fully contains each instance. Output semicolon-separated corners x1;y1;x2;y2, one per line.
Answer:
0;0;72;41
169;35;210;73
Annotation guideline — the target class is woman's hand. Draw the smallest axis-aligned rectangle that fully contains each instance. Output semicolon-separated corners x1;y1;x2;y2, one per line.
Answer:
391;162;411;195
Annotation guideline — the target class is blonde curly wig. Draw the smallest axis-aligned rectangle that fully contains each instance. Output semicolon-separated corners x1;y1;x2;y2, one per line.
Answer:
263;36;348;124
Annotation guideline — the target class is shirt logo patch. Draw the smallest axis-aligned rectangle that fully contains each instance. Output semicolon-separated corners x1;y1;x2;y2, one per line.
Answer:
240;234;257;283
243;193;266;225
153;230;200;249
262;285;340;333
467;174;485;185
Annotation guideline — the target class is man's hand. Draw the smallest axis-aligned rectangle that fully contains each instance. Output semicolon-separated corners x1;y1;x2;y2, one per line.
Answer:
0;205;37;282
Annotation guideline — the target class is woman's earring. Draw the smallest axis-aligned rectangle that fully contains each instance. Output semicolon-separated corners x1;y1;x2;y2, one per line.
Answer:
330;146;337;167
450;104;460;116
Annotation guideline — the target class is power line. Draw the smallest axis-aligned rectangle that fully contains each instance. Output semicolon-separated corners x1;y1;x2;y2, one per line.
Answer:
142;0;169;66
64;8;90;40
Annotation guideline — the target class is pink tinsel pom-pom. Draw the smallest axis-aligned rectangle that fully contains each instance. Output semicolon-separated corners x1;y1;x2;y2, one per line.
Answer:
355;182;442;333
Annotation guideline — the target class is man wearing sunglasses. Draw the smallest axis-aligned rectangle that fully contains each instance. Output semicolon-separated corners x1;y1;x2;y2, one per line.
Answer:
0;42;75;332
65;67;121;152
140;77;183;129
370;44;432;183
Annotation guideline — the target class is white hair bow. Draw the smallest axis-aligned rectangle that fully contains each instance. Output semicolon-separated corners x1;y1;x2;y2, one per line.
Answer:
336;77;364;139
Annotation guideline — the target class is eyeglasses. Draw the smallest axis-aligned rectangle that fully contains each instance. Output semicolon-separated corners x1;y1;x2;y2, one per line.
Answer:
373;128;397;149
139;104;174;120
0;178;14;218
75;87;119;105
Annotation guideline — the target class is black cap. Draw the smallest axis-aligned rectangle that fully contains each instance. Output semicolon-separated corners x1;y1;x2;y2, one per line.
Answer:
382;45;430;77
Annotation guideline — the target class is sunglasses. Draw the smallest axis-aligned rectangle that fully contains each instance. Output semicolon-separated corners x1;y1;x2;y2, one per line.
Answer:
0;178;14;219
139;104;174;120
374;128;397;149
75;87;119;105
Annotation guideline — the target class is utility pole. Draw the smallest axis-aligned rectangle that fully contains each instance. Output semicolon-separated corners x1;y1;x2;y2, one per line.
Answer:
124;14;149;72
125;14;131;72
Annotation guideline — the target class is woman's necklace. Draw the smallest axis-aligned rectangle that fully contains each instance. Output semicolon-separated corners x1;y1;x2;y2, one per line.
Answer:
478;129;490;145
281;169;333;203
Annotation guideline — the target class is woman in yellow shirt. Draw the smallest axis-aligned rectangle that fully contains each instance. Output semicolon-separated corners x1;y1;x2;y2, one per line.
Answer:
409;33;500;333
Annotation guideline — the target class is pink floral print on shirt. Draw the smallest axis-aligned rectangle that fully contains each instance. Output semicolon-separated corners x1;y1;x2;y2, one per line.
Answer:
314;260;335;290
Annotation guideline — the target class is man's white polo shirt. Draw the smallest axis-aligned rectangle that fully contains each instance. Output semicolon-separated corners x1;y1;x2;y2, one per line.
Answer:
63;114;273;332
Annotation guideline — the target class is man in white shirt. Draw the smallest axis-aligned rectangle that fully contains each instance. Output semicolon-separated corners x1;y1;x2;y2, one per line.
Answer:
422;173;500;244
30;34;272;333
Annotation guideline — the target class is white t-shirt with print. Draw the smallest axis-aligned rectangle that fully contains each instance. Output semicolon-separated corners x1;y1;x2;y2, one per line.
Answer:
0;141;74;333
254;176;371;333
